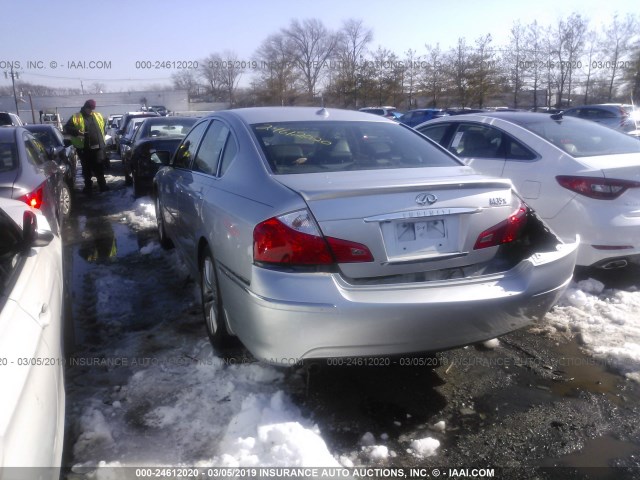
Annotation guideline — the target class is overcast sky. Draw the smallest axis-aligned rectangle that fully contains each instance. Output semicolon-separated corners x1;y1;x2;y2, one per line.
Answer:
2;0;637;91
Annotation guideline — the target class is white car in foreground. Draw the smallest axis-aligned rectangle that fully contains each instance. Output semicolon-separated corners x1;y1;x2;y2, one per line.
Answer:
0;198;65;475
416;112;640;269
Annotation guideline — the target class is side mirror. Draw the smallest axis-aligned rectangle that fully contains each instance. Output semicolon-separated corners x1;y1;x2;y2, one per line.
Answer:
22;211;54;250
63;138;72;148
47;146;57;160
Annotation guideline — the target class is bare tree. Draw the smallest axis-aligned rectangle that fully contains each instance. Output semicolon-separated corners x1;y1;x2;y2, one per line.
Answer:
199;53;224;100
420;43;446;107
218;50;245;107
522;21;547;108
171;70;200;97
253;33;299;105
549;13;588;107
449;38;473;107
332;18;373;108
403;49;421;109
282;18;339;101
582;30;600;104
601;14;636;101
468;34;500;108
504;22;526;108
623;36;640;103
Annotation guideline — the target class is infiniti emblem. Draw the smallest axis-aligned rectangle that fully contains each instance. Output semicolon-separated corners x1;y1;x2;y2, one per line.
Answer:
415;193;438;206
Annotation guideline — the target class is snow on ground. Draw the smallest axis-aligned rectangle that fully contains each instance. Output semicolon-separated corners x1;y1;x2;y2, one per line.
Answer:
68;194;340;471
68;186;640;472
542;278;640;381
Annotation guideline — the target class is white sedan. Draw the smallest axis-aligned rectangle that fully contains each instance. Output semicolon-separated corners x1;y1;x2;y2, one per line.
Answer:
416;112;640;269
0;198;65;474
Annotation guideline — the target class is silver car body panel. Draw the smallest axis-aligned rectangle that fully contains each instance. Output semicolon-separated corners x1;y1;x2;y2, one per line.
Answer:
156;107;578;364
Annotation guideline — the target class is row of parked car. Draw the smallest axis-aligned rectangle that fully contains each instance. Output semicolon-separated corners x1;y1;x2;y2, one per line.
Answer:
0;119;67;472
361;103;640;135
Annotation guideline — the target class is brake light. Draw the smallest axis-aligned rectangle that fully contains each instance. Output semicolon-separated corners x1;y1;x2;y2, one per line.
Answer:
253;209;373;265
474;204;528;250
556;175;640;200
17;182;45;209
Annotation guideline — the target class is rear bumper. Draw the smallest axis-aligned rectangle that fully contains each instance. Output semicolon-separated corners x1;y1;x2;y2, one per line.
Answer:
550;200;640;267
219;241;578;364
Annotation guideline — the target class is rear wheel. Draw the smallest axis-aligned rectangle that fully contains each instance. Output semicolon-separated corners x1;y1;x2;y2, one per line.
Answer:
155;194;173;249
132;174;145;198
201;250;233;348
58;183;72;224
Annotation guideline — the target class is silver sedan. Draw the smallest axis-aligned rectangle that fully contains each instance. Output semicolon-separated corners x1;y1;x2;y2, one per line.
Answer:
154;107;578;364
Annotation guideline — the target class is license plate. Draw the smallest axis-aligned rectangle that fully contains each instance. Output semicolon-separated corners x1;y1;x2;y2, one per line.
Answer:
383;217;454;259
396;220;446;242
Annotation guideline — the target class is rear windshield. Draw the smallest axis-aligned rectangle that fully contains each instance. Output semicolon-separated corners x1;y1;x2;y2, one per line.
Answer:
518;118;640;157
0;142;17;172
30;128;63;149
251;121;460;174
140;118;196;138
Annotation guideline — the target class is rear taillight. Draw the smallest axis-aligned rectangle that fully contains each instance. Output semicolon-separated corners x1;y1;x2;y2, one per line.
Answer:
474;203;528;250
253;209;373;266
556;175;640;200
17;182;45;209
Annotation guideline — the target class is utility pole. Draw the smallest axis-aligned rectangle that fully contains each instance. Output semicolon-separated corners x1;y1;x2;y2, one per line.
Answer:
28;92;36;124
3;66;20;115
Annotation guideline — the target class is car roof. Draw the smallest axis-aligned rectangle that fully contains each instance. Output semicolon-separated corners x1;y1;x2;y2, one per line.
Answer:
0;126;22;141
24;124;56;131
212;107;394;124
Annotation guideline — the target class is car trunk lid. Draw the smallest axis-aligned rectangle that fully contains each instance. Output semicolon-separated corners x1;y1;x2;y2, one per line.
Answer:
274;168;518;279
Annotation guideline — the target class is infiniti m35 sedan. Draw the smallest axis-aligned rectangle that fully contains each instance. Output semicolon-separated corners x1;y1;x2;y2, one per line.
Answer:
154;107;578;364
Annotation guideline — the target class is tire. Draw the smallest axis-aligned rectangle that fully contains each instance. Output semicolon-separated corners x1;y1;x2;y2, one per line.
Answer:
58;183;72;224
155;194;173;249
132;174;144;198
200;250;233;348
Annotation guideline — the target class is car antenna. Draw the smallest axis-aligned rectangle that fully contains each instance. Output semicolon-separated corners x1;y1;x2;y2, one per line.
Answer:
316;94;329;117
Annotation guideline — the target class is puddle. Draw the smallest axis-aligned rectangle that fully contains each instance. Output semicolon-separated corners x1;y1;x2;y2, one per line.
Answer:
547;339;626;401
291;362;446;451
541;434;640;478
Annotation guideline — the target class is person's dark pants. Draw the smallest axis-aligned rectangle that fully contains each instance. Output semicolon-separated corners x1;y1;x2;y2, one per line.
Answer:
79;148;108;191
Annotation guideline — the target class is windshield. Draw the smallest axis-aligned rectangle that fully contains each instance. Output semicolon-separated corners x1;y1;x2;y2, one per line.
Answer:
517;117;640;157
251;121;460;174
140;118;196;139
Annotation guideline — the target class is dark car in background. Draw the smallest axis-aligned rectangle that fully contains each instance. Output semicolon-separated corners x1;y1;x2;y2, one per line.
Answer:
561;104;638;133
0;127;71;230
399;108;449;127
115;112;160;156
359;106;402;120
24;124;78;189
124;116;197;197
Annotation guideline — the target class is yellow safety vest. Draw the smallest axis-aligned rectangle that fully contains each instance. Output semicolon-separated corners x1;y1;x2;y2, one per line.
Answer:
70;112;105;149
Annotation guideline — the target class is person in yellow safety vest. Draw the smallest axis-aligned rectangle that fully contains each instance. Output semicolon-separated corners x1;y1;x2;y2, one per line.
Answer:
64;99;109;194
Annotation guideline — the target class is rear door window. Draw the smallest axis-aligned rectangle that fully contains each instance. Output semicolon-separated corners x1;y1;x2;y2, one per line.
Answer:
193;121;229;175
173;121;209;169
24;134;47;166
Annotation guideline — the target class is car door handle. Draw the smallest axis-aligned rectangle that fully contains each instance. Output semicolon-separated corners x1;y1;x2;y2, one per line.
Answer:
38;303;51;326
